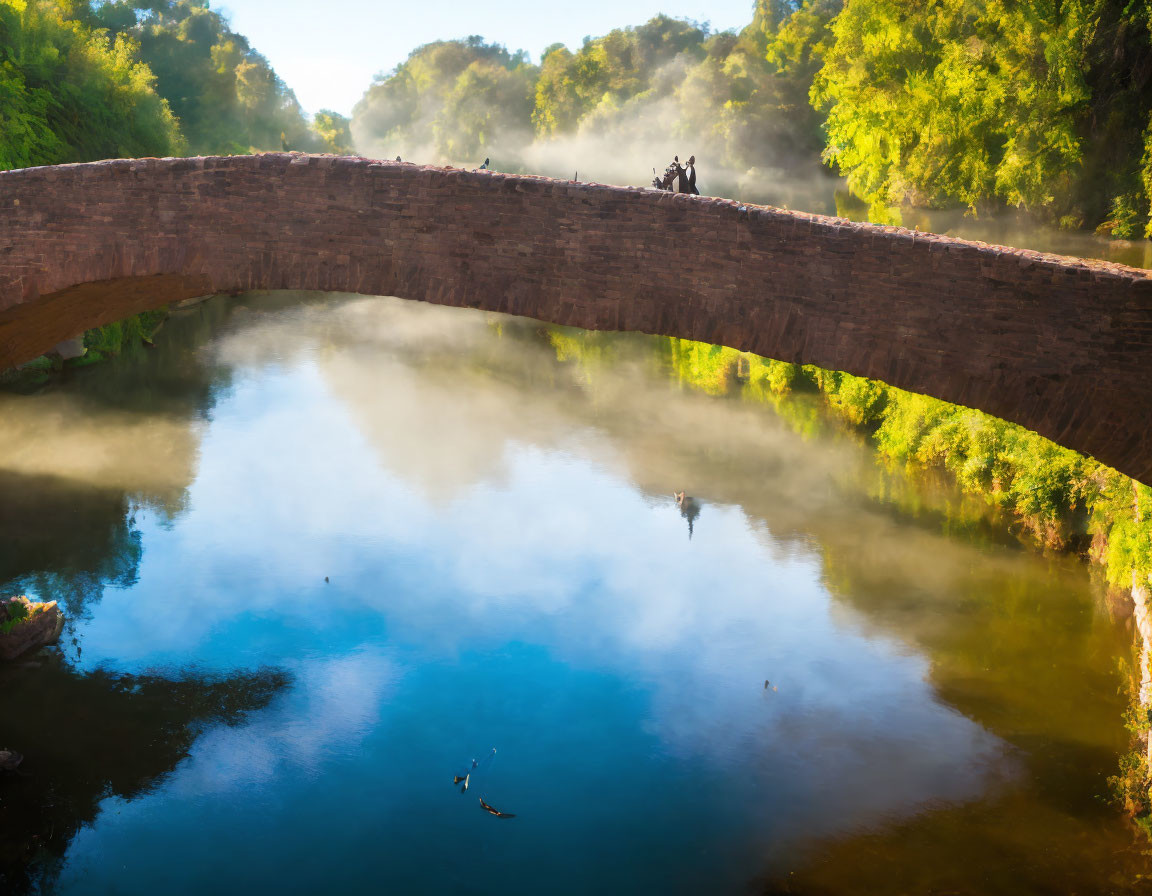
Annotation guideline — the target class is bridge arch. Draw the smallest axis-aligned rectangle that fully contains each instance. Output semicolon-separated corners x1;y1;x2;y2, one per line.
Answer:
1;154;1150;483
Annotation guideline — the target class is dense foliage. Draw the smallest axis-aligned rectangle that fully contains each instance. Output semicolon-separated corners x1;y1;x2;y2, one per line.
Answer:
350;5;833;190
814;0;1152;231
352;37;537;162
88;0;324;153
0;0;182;168
0;0;349;169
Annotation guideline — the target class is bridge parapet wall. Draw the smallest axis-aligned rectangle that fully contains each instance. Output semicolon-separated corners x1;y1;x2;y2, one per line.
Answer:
1;154;1150;482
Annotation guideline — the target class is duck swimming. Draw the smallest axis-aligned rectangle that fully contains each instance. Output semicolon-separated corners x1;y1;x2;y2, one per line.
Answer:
479;797;515;818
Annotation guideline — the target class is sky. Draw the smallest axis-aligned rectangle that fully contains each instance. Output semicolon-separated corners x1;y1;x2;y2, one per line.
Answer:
215;0;758;117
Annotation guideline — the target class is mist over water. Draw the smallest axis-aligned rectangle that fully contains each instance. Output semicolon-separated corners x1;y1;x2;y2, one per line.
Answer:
354;91;844;215
0;293;1146;894
349;33;1152;267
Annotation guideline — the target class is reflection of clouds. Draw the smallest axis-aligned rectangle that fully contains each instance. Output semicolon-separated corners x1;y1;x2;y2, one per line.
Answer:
66;294;1023;851
77;385;1008;840
171;651;400;795
0;393;200;505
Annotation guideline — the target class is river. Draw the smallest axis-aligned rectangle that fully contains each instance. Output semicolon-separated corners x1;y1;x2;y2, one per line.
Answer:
0;292;1148;894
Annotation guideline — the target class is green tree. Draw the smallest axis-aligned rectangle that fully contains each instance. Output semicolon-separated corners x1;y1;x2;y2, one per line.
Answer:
90;0;317;154
312;108;352;154
811;0;1148;228
351;36;537;164
531;15;708;137
0;0;182;170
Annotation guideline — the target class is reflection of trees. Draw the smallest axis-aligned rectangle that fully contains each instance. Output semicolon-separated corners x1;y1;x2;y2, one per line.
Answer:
0;657;289;894
0;297;248;615
0;297;295;893
760;790;1151;895
326;307;1138;890
0;292;1142;892
0;470;142;618
514;326;1147;892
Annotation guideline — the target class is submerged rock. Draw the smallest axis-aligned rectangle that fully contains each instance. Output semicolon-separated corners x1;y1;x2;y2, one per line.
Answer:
0;596;64;662
0;749;23;771
50;335;87;360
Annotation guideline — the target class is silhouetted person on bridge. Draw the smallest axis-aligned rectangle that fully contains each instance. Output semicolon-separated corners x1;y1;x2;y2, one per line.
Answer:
665;156;698;194
684;156;698;195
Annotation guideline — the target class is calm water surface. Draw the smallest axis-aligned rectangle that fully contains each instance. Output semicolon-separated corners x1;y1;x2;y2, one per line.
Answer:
1;293;1149;894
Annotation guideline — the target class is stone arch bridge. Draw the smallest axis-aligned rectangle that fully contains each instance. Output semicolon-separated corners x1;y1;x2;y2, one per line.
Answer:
2;154;1150;483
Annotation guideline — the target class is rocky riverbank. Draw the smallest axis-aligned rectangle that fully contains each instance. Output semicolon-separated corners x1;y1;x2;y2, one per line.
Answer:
0;596;64;662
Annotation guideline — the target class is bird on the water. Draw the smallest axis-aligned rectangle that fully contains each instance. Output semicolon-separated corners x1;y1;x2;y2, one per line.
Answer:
452;748;494;793
479;797;515;818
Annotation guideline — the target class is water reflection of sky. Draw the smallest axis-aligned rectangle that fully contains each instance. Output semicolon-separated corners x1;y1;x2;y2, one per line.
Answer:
36;297;1021;894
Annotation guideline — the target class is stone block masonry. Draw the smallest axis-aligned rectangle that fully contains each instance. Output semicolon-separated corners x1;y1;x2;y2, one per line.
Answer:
1;153;1151;483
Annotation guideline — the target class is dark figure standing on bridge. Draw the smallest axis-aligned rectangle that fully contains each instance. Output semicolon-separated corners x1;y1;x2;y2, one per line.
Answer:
668;156;699;194
683;156;699;195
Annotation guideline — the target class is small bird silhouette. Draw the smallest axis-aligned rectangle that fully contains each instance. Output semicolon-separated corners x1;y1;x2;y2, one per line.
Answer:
478;157;490;170
324;576;329;584
479;797;515;818
764;680;778;692
395;156;401;162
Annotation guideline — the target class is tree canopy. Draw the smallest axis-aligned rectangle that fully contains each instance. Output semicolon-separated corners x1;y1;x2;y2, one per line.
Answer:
351;36;537;163
0;0;349;170
813;0;1152;231
0;0;182;169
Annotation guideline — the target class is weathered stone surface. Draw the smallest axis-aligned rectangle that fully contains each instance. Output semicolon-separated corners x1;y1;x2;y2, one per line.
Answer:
0;154;1150;482
0;596;64;662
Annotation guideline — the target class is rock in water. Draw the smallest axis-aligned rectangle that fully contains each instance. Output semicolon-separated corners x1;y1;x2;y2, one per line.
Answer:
0;749;23;771
0;596;64;662
50;335;87;360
